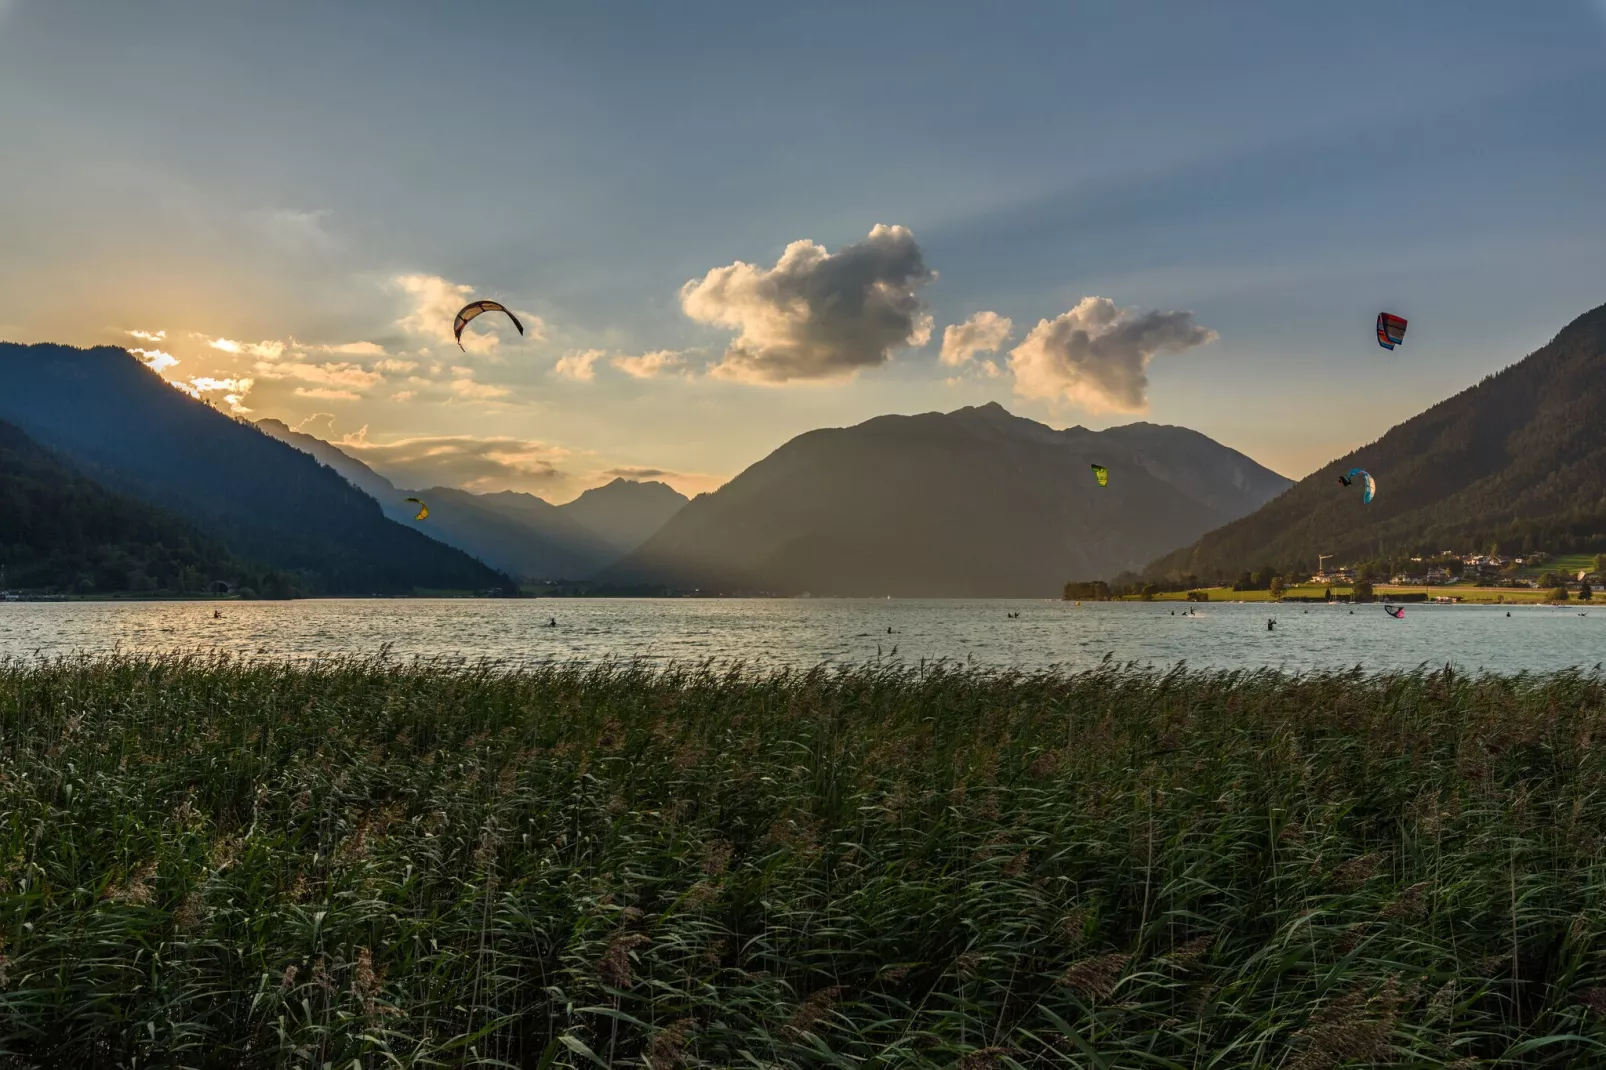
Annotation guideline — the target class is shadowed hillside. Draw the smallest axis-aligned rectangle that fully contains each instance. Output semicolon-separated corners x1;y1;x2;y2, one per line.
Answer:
0;420;244;594
1148;300;1606;580
0;344;514;595
557;477;687;555
256;419;617;581
608;402;1289;596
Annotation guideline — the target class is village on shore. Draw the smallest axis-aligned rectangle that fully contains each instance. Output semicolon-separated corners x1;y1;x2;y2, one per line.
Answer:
1069;549;1606;604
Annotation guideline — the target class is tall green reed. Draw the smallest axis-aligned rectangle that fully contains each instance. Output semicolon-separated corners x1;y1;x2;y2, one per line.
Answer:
1;654;1605;1066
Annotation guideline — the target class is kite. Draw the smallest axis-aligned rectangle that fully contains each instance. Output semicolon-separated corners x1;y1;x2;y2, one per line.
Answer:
452;300;524;351
1377;313;1408;350
404;497;429;521
1090;463;1108;487
1384;604;1405;618
1342;468;1375;504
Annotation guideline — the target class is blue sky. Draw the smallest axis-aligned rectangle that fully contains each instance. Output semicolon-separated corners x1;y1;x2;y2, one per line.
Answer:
2;0;1604;499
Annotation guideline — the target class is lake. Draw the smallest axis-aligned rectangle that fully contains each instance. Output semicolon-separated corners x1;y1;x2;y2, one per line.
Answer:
1;597;1602;674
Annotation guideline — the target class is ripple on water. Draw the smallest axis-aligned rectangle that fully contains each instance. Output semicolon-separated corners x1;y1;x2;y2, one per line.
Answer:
0;599;1599;674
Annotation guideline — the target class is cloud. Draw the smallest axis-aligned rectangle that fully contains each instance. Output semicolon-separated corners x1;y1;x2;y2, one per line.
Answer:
940;310;1013;367
130;347;179;372
554;349;602;382
292;412;337;437
450;378;512;401
611;350;686;379
681;223;936;383
1007;297;1217;412
179;375;254;413
395;274;544;354
373;358;417;374
252;360;383;392
209;337;286;359
126;328;166;342
336;432;570;493
603;466;674;479
294;387;361;401
315;341;387;357
188;376;252;393
255;208;334;253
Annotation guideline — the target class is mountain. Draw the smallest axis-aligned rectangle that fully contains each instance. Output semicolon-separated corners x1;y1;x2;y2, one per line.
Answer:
254;418;398;502
1147;300;1606;581
0;344;514;595
395;487;615;582
256;420;619;581
0;419;242;594
557;477;688;555
606;402;1290;597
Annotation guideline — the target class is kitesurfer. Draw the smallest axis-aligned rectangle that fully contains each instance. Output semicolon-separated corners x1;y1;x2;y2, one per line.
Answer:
452;300;524;350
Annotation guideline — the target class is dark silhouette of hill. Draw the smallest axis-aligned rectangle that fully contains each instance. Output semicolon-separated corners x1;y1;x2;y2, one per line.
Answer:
1147;300;1606;581
606;402;1289;596
555;478;688;555
256;420;624;580
0;344;514;595
0;420;243;594
253;419;399;503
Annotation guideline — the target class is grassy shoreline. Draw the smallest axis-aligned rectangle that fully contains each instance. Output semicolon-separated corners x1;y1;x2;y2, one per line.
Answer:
1136;585;1558;604
3;657;1606;1066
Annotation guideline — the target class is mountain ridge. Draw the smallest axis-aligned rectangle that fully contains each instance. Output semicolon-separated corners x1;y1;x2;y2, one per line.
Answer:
1146;300;1606;580
0;344;514;595
0;419;245;594
607;403;1290;596
255;420;686;579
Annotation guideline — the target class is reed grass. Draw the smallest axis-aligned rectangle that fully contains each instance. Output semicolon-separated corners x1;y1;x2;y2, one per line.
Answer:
3;654;1606;1067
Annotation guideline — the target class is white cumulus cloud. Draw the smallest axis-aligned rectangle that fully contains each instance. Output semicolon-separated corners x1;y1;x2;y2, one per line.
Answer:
681;223;936;383
611;350;687;379
126;328;166;343
1008;297;1217;413
940;311;1013;367
553;349;603;382
177;375;254;413
395;274;543;354
130;347;179;372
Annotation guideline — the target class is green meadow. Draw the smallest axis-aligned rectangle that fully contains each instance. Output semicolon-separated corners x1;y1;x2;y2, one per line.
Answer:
4;656;1606;1066
1138;585;1552;604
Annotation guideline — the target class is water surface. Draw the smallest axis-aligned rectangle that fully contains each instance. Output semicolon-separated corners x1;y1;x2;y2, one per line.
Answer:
2;598;1602;674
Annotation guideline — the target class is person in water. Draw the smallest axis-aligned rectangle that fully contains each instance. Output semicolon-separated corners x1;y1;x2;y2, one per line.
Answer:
1267;618;1275;631
547;617;557;627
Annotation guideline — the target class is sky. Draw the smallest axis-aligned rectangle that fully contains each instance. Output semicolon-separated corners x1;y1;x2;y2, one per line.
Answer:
2;1;1605;501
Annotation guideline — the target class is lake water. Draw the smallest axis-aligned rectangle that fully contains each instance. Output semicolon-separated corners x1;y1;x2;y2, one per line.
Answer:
1;598;1603;675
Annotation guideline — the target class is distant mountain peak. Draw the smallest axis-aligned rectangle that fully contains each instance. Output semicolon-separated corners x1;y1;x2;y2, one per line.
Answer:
560;478;689;556
608;404;1289;596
